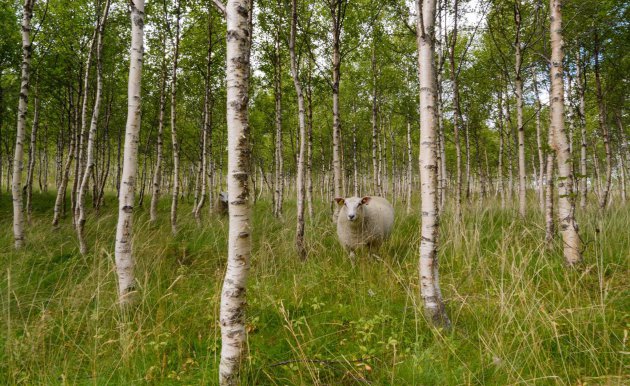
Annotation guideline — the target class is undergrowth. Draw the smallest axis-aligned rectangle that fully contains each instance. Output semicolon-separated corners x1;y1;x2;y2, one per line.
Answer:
0;192;628;385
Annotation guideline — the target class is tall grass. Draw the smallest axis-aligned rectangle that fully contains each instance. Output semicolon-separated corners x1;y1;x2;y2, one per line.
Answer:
0;192;628;385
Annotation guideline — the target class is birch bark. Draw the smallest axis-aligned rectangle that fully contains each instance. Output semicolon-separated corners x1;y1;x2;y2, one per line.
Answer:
218;0;252;383
77;0;111;255
289;0;307;259
149;36;167;224
549;0;581;265
416;0;449;328
12;0;36;249
169;2;181;235
114;0;144;306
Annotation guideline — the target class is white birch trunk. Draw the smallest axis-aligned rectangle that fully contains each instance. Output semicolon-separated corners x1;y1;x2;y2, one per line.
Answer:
170;3;181;235
576;52;588;209
330;0;344;222
290;0;307;259
194;15;214;223
416;0;449;328
219;0;252;383
447;0;462;222
150;37;167;224
77;0;111;255
549;0;581;265
12;0;35;249
406;121;413;214
514;2;526;217
114;0;144;306
25;93;39;222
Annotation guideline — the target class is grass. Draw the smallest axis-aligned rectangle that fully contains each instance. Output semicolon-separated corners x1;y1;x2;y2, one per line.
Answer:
0;191;628;385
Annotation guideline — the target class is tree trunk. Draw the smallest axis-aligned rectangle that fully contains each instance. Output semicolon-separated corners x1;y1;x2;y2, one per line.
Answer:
169;3;181;235
289;0;307;259
416;0;449;328
306;58;314;219
77;0;111;255
330;0;346;222
549;0;581;265
576;51;587;209
498;88;505;207
545;153;554;244
12;0;35;249
25;93;40;222
150;38;167;224
447;0;462;222
514;1;526;217
594;32;612;209
533;76;545;211
219;0;252;383
371;39;380;196
194;13;215;223
272;24;283;218
405;121;413;214
114;0;144;307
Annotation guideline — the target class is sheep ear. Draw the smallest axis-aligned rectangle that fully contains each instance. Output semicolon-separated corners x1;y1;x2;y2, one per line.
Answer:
361;196;371;205
334;197;345;206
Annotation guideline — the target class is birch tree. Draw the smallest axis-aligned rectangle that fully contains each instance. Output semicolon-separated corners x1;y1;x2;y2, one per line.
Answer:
12;0;36;249
289;0;307;259
150;36;167;224
114;0;145;306
77;0;111;255
549;0;581;265
169;1;181;235
329;0;346;222
216;0;253;383
416;0;449;328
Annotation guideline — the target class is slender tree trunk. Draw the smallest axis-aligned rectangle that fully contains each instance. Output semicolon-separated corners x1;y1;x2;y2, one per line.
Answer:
416;0;449;328
96;98;112;211
25;93;40;222
447;0;462;222
498;88;505;207
545;153;554;244
170;2;181;235
289;0;307;259
371;40;380;196
150;39;167;224
594;33;612;209
576;51;587;209
53;115;76;226
514;1;526;217
273;25;283;218
406;121;413;214
194;14;214;223
12;0;35;249
533;76;545;211
114;0;144;307
549;0;581;265
77;0;111;255
218;0;252;383
306;60;314;219
330;0;346;222
465;115;471;200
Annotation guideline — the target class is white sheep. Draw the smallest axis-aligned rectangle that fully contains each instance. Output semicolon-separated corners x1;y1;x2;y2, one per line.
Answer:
335;196;394;256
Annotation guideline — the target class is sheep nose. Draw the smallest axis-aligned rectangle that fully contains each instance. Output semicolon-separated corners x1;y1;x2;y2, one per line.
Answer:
348;214;356;221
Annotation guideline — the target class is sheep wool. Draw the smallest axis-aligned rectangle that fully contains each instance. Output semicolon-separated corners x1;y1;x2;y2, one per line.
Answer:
335;196;394;253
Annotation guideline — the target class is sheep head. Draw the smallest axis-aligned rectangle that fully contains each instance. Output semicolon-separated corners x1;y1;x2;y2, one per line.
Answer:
335;196;371;222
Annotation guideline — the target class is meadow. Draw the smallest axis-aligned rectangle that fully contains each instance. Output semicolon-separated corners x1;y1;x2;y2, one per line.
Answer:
1;193;628;385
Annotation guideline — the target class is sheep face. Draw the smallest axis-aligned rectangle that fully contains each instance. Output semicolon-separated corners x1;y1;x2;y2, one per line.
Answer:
335;196;371;223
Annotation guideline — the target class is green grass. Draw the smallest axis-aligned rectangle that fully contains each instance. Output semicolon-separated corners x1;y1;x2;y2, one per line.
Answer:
0;192;628;385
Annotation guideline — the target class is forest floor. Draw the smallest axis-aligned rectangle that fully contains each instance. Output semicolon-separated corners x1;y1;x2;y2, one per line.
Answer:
0;192;628;385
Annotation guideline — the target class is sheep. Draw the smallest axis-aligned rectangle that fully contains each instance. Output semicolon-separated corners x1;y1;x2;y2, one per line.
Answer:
335;196;394;257
214;191;229;216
